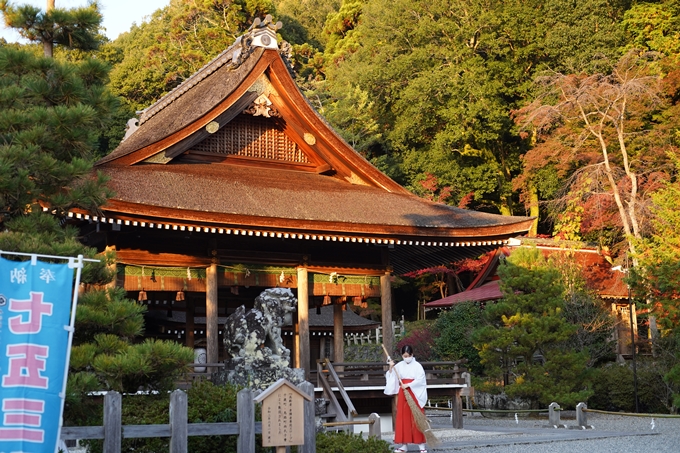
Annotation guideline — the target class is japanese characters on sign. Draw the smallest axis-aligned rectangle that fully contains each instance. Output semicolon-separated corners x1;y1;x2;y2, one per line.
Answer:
0;257;74;453
255;379;308;447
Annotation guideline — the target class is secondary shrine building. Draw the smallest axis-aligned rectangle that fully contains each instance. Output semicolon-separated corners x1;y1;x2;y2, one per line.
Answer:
67;17;533;377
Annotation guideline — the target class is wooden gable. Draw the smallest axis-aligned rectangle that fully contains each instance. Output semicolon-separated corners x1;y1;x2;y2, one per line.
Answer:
137;72;334;174
99;27;404;192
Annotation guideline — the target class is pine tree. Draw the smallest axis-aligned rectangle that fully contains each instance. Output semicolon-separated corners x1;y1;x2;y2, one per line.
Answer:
0;44;193;425
473;247;592;406
0;46;116;222
0;0;104;57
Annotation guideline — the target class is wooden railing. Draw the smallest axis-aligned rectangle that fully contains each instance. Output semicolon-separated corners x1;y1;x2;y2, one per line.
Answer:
315;360;468;388
344;319;406;345
316;358;358;430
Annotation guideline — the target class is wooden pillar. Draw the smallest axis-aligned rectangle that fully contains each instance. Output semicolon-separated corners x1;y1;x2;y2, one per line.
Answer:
381;271;394;356
381;269;396;430
297;266;310;379
333;303;344;364
296;267;310;376
186;301;195;349
292;309;299;368
169;390;188;453
206;263;218;369
451;389;463;429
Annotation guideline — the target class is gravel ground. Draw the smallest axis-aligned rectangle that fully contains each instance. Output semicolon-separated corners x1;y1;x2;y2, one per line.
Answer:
383;411;680;453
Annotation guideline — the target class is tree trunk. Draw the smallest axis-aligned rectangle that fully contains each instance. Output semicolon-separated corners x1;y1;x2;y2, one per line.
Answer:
527;183;539;237
43;1;55;57
43;40;53;58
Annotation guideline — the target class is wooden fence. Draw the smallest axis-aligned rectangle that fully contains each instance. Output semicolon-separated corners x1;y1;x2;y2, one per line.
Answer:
344;319;406;346
60;381;380;453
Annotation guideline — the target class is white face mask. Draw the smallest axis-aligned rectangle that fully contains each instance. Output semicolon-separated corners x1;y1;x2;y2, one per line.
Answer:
404;357;414;364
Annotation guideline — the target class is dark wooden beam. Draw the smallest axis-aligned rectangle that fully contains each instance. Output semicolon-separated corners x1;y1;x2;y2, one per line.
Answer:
115;250;212;267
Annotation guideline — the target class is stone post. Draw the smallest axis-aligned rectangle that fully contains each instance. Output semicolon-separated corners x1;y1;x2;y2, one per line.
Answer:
368;413;381;439
548;402;561;426
576;402;588;428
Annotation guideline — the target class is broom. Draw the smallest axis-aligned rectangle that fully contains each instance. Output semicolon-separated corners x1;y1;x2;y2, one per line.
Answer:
382;344;440;447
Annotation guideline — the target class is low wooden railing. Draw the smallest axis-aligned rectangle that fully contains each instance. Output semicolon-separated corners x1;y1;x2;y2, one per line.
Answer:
61;384;317;453
314;360;467;388
316;358;357;430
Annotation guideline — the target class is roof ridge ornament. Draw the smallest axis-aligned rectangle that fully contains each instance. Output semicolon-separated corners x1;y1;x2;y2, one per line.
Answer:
249;14;282;50
136;16;283;127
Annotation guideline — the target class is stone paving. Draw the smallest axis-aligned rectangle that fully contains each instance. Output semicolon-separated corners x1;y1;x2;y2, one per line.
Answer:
378;411;679;452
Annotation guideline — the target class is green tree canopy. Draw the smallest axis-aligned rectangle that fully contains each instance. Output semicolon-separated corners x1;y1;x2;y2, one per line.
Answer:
312;0;628;216
623;0;680;57
633;152;680;331
0;46;118;222
103;0;275;111
275;0;340;48
0;0;104;57
631;152;680;409
473;247;592;406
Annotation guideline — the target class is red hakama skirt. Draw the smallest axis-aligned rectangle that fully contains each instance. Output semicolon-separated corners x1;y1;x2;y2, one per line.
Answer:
394;378;425;444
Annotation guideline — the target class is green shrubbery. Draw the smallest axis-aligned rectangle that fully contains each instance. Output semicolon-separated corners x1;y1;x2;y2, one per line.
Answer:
344;342;384;362
434;302;484;374
313;431;392;453
589;362;674;414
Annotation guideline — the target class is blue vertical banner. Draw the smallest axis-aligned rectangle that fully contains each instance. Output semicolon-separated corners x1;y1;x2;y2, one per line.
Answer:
0;256;75;453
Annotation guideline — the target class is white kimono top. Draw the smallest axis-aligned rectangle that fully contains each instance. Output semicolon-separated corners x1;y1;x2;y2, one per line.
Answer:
384;358;428;408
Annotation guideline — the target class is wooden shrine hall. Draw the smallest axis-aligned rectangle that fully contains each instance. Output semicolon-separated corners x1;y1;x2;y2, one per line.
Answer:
67;17;533;378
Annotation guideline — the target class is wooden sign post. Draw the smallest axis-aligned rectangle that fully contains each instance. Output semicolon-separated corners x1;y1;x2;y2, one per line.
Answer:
254;379;312;453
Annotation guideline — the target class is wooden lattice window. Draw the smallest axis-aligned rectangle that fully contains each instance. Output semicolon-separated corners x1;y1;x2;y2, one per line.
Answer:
192;115;309;163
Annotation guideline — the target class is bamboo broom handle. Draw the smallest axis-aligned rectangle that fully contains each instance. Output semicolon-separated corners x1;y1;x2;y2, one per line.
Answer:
381;343;405;385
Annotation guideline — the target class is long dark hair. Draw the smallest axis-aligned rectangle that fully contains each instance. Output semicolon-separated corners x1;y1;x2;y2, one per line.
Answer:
401;345;414;356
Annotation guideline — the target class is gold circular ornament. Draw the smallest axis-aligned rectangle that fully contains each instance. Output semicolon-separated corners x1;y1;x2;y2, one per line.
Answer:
303;133;316;145
206;121;219;134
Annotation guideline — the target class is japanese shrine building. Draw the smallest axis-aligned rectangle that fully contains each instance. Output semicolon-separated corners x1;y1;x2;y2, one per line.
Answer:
67;17;534;377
